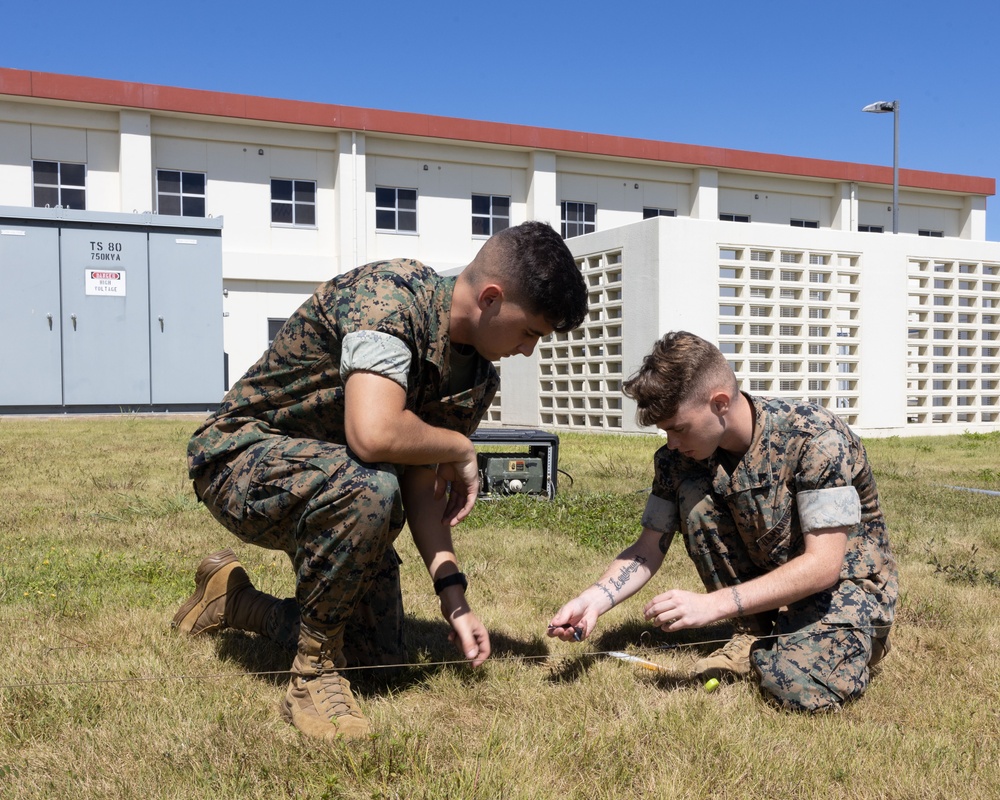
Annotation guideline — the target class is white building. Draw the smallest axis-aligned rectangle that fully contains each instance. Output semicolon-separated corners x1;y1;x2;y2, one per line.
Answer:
1;67;998;435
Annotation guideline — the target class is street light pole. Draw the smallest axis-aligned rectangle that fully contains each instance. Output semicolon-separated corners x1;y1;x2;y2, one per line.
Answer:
862;100;900;234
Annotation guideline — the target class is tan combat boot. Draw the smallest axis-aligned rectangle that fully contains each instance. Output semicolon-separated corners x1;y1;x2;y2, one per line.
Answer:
280;629;370;741
171;549;296;647
692;632;757;680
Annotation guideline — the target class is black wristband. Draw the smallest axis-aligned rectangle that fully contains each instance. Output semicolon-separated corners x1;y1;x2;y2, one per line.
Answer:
433;572;468;595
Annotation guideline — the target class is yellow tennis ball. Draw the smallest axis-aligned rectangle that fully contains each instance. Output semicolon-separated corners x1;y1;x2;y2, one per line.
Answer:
704;678;720;693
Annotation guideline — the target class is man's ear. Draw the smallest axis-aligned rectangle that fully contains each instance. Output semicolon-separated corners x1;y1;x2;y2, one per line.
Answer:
710;391;732;416
478;283;503;310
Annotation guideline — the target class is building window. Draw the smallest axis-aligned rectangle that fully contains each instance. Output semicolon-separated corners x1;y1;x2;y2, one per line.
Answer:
790;219;819;228
267;318;286;347
472;194;510;236
561;201;596;238
157;170;206;217
720;212;750;223
271;179;316;226
919;229;945;238
376;187;417;232
32;160;86;209
643;207;676;219
859;224;884;233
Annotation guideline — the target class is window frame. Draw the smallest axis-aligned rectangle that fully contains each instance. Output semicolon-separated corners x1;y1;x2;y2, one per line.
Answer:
267;318;286;348
642;207;677;219
375;186;418;233
561;200;596;238
156;169;207;217
471;193;511;237
271;178;317;227
32;160;87;210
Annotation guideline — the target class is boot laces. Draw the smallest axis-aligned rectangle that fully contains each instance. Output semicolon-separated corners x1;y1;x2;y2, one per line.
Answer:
311;661;361;719
718;632;755;659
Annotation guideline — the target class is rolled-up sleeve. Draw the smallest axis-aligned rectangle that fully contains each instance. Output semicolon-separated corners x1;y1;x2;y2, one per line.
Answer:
795;428;862;532
340;330;412;390
641;494;677;534
797;485;861;532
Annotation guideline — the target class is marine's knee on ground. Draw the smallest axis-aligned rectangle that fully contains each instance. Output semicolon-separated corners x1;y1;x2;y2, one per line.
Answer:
750;629;872;713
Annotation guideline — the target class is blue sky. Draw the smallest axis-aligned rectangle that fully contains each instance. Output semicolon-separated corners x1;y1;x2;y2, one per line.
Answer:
6;0;1000;238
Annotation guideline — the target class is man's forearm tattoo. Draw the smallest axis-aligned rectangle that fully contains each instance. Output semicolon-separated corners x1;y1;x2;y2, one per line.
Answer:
731;586;745;618
609;555;647;592
594;582;617;608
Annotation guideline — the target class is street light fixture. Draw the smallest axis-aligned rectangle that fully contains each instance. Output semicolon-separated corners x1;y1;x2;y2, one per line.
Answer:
862;100;899;234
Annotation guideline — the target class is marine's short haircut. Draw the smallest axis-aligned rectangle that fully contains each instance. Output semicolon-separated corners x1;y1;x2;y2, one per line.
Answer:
622;331;739;427
479;221;588;333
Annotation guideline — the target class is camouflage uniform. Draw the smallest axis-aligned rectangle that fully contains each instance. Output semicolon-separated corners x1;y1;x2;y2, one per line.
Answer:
642;394;898;711
188;259;499;664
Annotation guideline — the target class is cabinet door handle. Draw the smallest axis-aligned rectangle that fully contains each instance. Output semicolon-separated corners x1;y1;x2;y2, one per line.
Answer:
71;314;77;331
158;316;164;332
47;313;53;330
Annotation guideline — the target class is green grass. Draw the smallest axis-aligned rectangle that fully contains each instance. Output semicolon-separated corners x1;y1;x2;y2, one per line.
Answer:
1;419;999;799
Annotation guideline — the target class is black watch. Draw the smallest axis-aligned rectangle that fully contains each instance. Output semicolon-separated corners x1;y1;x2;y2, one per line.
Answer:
433;572;468;595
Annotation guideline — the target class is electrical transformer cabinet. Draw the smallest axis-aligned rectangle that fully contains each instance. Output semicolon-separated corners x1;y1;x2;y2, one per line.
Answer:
0;206;224;412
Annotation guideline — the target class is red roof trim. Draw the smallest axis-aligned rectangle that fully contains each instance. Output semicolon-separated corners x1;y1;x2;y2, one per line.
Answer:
1;67;994;196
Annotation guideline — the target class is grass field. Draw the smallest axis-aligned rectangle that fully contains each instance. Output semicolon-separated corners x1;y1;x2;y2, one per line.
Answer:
1;417;998;799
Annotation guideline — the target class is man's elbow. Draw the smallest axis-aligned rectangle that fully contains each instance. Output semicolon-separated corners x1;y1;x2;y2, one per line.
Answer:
813;555;845;591
345;422;394;463
819;567;842;591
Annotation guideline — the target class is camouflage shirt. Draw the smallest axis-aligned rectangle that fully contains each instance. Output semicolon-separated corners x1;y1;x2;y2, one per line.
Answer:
643;395;897;593
188;259;499;476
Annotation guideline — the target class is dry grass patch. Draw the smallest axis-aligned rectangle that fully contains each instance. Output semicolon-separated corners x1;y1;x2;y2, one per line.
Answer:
1;419;999;799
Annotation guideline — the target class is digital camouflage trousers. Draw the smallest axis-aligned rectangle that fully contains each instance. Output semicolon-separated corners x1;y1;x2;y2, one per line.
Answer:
677;476;892;712
194;437;407;667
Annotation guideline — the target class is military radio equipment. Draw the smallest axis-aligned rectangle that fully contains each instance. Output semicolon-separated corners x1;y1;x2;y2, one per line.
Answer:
470;428;559;500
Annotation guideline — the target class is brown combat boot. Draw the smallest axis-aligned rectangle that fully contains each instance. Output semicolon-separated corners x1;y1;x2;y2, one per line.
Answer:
280;629;370;741
171;549;298;648
692;632;757;680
